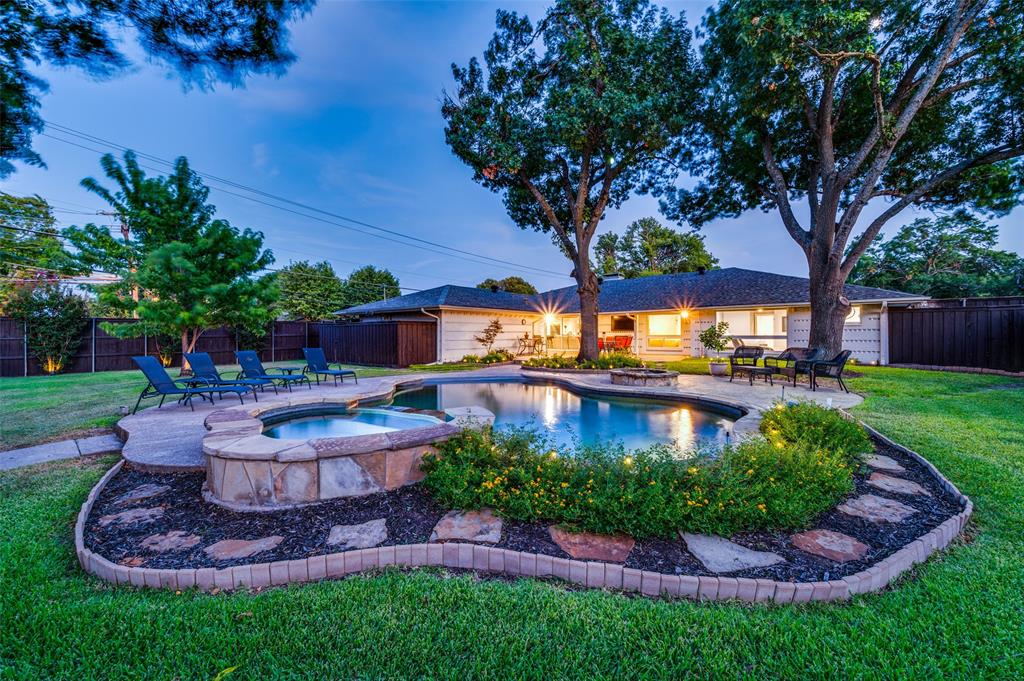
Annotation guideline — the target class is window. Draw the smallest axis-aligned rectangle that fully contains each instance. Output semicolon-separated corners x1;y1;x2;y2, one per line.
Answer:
845;306;862;325
647;314;681;349
754;313;774;337
611;315;635;331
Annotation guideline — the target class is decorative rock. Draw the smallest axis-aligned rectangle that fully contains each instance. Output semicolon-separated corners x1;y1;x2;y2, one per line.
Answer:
429;509;502;543
141;530;201;553
319;456;381;498
98;506;164;527
866;454;906;473
204;536;283;561
327;518;388;550
548;526;635;562
113;483;170;505
681;533;784;573
838;494;917;523
791;529;870;563
867;472;931;497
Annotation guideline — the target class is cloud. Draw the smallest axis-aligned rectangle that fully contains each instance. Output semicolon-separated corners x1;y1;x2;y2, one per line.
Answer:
250;142;279;177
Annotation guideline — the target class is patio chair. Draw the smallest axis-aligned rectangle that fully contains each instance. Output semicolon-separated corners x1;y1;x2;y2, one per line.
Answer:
764;347;823;387
302;347;358;386
184;352;271;399
235;350;311;392
130;355;250;414
728;346;768;385
811;350;853;393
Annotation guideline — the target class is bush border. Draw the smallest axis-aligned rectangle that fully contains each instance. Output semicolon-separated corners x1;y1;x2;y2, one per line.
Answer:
76;413;971;603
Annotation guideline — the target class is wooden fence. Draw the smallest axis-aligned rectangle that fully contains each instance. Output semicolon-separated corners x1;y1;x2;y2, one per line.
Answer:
318;321;436;367
888;298;1024;373
0;318;318;377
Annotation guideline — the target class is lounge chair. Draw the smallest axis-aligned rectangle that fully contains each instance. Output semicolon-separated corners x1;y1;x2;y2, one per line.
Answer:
302;347;358;385
184;352;271;398
131;355;250;414
811;350;853;393
764;347;823;386
728;346;768;385
235;350;311;392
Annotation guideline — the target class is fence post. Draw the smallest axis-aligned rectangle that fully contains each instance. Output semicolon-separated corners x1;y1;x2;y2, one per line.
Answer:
271;323;276;363
91;318;97;372
144;333;148;357
23;321;28;377
305;321;309;349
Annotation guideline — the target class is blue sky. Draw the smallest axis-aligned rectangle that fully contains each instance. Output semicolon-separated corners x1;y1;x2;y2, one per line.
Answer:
2;0;1021;294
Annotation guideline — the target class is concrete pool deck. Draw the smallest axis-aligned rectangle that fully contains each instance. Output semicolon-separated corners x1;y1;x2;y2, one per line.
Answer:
115;365;862;472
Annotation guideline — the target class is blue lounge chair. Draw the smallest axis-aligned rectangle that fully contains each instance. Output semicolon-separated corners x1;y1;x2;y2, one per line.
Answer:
235;350;311;392
131;355;250;414
184;352;271;399
303;347;358;385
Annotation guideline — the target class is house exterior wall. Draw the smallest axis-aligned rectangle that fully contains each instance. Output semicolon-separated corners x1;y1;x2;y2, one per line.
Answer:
438;310;541;362
786;304;883;363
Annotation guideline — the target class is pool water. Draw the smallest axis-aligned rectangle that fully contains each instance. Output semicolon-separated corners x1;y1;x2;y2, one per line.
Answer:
387;380;735;451
263;408;441;439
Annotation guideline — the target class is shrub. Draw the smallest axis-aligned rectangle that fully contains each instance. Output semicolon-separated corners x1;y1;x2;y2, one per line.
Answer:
460;354;482;363
481;349;514;363
421;426;855;539
523;352;643;370
5;282;89;374
698;321;730;355
759;401;872;465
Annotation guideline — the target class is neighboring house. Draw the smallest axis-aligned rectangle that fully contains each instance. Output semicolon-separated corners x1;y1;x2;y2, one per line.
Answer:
335;267;926;364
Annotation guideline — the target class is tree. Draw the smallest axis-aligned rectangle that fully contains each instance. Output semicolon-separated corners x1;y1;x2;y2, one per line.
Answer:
849;211;1024;297
341;266;400;308
107;220;276;367
594;217;718;277
0;0;313;177
1;193;79;307
275;260;347;320
442;0;699;361
475;319;504;352
477;276;538;294
5;281;89;374
665;0;1024;353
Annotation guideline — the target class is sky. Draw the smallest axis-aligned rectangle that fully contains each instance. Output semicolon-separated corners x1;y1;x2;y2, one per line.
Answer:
2;0;1021;295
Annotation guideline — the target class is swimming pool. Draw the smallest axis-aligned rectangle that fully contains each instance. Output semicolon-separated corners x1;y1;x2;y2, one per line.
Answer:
386;379;736;451
262;407;442;439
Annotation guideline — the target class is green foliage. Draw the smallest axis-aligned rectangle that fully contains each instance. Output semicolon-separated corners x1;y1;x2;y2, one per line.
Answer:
481;349;515;364
474;318;504;352
274;260;347;320
421;427;854;538
760;402;873;464
4;282;89;374
698;321;730;354
0;1;312;177
849;211;1024;297
0;193;79;306
593;217;718;277
476;276;538;295
523;352;644;370
341;265;400;308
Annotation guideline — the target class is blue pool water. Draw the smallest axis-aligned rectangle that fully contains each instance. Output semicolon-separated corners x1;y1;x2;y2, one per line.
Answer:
263;408;440;439
387;380;735;451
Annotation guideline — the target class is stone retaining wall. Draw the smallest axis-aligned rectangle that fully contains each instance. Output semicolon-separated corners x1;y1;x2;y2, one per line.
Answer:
76;421;973;602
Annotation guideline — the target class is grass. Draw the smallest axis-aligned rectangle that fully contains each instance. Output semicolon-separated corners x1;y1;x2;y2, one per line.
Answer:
662;357;713;374
1;367;1023;678
0;362;423;451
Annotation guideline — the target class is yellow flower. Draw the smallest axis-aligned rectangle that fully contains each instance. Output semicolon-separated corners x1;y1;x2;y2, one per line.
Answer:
746;469;754;475
757;503;766;512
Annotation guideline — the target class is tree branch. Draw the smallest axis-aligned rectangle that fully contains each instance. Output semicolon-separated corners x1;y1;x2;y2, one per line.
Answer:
759;130;811;249
517;171;578;261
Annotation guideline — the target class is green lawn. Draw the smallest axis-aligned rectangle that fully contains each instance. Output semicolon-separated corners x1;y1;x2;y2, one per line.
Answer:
0;362;414;450
1;367;1023;678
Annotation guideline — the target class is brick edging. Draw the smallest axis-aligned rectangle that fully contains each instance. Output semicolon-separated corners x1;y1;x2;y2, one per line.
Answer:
77;425;972;603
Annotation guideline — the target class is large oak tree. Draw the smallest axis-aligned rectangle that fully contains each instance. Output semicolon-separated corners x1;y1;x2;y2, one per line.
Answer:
664;0;1024;353
442;0;699;360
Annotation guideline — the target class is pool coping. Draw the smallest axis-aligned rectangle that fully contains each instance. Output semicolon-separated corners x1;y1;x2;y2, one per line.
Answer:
76;413;972;603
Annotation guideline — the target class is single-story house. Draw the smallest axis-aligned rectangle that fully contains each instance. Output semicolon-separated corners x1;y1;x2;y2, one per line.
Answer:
335;267;927;365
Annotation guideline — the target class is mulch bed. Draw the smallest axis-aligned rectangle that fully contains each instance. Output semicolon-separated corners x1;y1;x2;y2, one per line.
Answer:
83;435;964;582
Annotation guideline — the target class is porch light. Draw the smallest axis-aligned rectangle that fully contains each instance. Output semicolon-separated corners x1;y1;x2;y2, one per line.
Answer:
679;309;690;319
544;313;557;326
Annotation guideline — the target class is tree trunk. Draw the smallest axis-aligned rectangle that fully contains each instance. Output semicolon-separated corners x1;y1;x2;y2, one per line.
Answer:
806;255;850;357
179;329;202;374
576;260;601;362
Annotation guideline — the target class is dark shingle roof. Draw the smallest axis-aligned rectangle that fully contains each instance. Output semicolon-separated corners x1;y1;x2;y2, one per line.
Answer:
336;268;923;316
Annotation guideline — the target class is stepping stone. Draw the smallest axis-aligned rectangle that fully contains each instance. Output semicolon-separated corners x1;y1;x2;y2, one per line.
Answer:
681;533;784;573
204;536;283;561
866;454;905;473
867;472;931;497
838;494;917;523
98;507;164;527
548;526;635;562
429;509;502;543
327;518;388;550
140;530;201;553
113;483;170;506
791;529;870;563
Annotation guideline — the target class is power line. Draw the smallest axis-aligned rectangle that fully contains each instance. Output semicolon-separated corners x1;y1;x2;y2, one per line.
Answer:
41;121;573;280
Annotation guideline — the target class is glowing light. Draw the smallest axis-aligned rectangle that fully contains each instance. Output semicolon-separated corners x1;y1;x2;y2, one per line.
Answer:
679;309;690;319
548;451;558;460
869;16;882;30
623;456;634;466
544;313;557;326
42;357;63;374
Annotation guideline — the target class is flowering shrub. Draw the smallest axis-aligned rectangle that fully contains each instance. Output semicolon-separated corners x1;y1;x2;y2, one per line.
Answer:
759;401;872;465
421;426;855;538
523;352;644;370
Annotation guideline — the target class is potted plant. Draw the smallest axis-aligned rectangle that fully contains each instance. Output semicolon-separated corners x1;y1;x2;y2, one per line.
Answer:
698;321;731;376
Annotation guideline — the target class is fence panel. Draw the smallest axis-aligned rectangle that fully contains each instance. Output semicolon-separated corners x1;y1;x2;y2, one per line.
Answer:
889;303;1024;373
317;321;436;367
